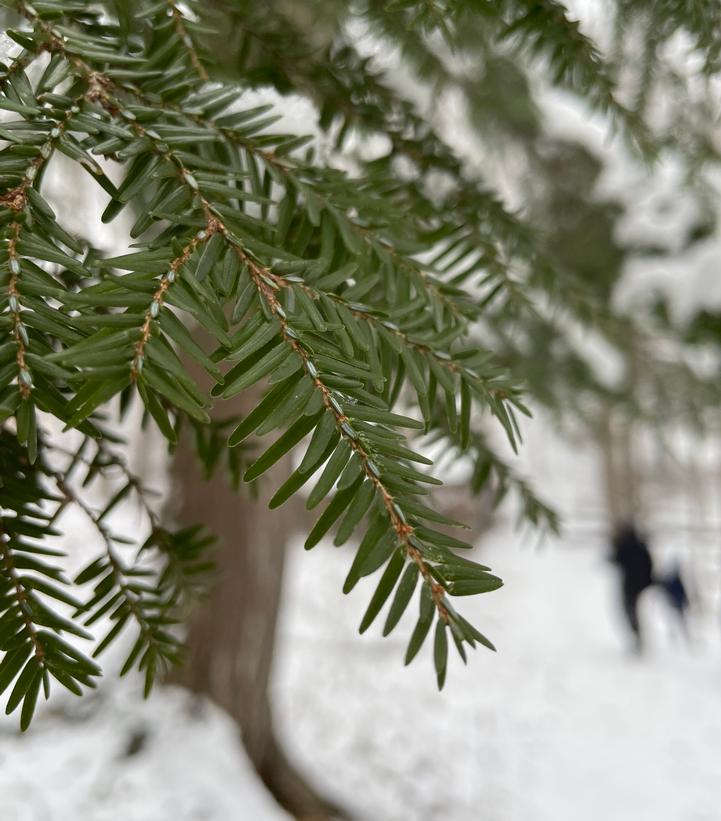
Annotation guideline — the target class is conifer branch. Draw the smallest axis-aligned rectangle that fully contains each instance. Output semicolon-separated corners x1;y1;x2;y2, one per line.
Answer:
0;522;44;660
8;0;704;716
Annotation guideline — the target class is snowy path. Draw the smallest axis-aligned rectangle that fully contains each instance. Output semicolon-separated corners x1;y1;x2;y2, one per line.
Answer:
274;528;721;821
1;524;720;820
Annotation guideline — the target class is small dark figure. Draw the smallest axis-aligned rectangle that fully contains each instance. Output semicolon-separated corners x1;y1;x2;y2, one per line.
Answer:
610;522;654;651
659;562;691;639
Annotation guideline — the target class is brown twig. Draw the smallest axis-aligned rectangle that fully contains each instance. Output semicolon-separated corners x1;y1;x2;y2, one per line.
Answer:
167;0;209;81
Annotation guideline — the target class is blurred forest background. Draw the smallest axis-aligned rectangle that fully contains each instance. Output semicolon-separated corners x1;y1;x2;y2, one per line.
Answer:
3;0;721;819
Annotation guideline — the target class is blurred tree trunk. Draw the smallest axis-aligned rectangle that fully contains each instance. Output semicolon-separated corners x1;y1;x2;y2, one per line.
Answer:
599;406;639;526
165;380;342;820
600;336;644;528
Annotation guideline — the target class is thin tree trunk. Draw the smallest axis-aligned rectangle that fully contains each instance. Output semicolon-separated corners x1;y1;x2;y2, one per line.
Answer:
599;405;639;527
165;379;344;819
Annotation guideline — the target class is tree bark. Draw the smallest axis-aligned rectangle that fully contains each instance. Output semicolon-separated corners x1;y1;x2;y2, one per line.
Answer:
165;388;344;820
599;405;640;527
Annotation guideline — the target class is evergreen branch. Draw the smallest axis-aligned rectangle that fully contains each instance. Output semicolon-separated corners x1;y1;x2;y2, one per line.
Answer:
123;91;478;323
0;15;500;654
0;432;102;724
53;471;185;693
238;244;454;622
187;21;560;323
0;521;45;661
47;436;162;528
17;4;484;336
1;86;86;398
167;0;208;81
131;229;213;379
6;0;695;710
499;0;652;151
372;0;652;152
81;71;517;435
0;46;35;94
6;222;30;397
53;474;146;625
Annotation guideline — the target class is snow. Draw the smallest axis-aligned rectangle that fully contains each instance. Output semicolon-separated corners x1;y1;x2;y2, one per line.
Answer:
0;420;289;821
267;418;721;821
3;420;721;820
0;32;18;64
273;527;721;821
0;685;288;821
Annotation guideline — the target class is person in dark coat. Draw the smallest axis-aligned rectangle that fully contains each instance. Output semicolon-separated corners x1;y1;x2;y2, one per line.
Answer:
610;522;654;650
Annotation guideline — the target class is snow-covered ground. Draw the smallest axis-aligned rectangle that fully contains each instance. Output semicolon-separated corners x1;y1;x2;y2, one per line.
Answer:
269;423;721;821
0;685;288;821
3;497;720;820
275;527;721;821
